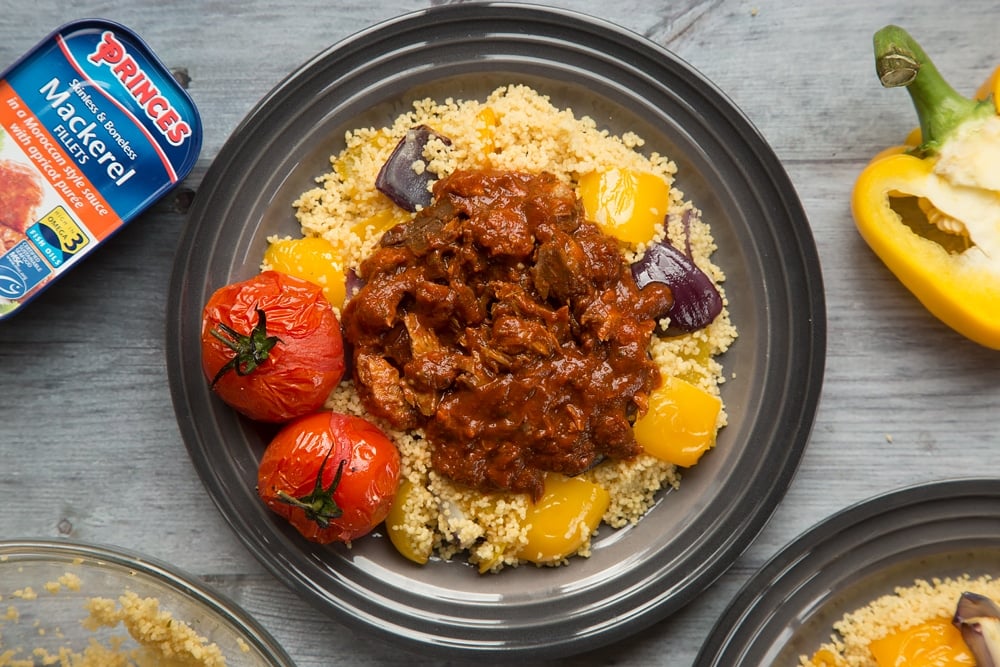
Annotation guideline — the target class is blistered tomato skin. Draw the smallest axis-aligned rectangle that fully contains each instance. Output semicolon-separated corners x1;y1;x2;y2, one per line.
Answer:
200;271;345;423
257;411;401;544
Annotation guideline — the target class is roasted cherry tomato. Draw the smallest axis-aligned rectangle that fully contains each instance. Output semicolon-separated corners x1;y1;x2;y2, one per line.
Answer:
257;411;401;543
201;270;345;423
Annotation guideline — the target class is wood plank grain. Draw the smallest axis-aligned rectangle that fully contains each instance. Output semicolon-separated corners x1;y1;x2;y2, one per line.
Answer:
3;2;1000;665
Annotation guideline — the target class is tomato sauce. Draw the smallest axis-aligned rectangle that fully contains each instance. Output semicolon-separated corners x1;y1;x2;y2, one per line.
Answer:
343;169;673;499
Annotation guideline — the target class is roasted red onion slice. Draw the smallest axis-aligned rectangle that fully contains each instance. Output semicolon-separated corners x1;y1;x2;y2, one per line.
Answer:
954;591;1000;667
375;125;451;211
344;267;365;303
631;240;723;334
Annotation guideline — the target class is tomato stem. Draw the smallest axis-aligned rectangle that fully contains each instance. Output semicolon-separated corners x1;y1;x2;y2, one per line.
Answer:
276;449;346;528
209;307;282;387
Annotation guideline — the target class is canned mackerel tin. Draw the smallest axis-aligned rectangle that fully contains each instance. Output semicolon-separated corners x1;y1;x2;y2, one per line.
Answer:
0;19;202;319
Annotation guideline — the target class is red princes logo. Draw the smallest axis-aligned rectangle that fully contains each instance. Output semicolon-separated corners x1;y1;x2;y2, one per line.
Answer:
87;31;192;147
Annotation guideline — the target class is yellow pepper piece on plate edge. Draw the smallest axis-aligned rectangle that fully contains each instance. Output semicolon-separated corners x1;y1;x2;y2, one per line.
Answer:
853;25;1000;349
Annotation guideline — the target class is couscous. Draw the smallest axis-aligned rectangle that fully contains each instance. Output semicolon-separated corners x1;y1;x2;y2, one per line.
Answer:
0;565;228;667
278;84;738;572
802;574;1000;666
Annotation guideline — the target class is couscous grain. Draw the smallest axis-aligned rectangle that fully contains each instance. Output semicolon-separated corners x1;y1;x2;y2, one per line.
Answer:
287;84;738;571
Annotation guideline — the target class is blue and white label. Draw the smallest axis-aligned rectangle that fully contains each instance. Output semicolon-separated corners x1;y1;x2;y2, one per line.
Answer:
0;239;50;299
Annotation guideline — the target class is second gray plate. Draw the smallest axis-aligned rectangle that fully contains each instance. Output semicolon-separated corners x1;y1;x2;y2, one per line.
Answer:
696;478;1000;666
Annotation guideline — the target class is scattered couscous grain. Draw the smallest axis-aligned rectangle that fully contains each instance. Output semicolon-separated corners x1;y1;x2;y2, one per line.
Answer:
287;84;738;571
0;571;228;667
800;574;1000;666
42;572;79;595
83;591;227;666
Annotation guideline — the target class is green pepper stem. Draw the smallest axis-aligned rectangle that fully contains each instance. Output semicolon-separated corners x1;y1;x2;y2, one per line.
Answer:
873;25;993;154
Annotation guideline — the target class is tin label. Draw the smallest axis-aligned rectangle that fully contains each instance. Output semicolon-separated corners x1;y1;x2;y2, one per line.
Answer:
0;20;201;319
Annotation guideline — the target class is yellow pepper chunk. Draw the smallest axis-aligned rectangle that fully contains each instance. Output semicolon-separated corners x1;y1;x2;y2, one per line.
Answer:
808;648;845;667
868;618;974;667
263;236;347;309
351;208;407;241
578;168;670;245
475;106;499;161
633;375;721;467
385;479;432;565
975;64;1000;111
518;473;610;564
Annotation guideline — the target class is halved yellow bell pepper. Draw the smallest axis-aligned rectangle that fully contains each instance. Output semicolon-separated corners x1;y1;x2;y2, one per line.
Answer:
853;26;1000;349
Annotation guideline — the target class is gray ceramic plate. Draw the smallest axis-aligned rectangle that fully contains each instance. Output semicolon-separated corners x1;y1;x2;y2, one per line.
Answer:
696;478;1000;666
166;3;825;659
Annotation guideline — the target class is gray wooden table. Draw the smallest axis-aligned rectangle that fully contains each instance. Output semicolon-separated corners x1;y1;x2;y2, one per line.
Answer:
2;1;999;665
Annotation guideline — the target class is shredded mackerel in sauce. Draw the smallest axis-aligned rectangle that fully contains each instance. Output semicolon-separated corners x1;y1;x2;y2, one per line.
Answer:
343;169;672;500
